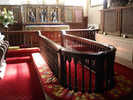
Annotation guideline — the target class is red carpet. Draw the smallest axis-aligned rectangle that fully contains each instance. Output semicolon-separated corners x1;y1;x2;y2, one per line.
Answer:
0;57;45;100
66;59;95;92
114;63;133;82
32;52;133;100
3;48;133;100
66;61;133;92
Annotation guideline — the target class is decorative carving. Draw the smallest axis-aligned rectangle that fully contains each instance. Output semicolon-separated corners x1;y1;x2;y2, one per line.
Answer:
64;7;73;23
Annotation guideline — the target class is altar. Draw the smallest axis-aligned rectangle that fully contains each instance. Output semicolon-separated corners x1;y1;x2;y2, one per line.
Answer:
24;25;70;31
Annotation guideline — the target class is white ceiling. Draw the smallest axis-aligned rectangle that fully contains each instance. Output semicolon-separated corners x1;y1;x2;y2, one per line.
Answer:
0;0;28;5
0;0;10;5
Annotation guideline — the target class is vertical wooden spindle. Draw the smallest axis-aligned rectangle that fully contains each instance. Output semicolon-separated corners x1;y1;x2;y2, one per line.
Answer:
74;58;78;92
68;57;72;90
81;60;85;93
64;56;67;88
88;59;92;93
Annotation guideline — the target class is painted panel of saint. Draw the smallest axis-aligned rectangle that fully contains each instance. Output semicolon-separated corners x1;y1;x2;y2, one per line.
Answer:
40;8;48;22
28;8;36;22
50;9;58;23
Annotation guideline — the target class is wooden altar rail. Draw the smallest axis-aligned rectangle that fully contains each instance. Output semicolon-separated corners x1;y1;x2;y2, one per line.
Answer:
4;31;62;47
3;29;98;48
38;31;116;93
40;29;99;45
62;30;109;53
4;31;39;47
65;29;99;41
40;31;62;45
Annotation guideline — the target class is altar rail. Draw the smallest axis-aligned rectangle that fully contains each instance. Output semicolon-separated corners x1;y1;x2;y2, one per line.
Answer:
4;31;39;47
38;31;116;93
3;29;98;47
65;29;99;41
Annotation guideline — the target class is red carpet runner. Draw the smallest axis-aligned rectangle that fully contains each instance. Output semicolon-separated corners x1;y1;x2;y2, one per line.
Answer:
0;57;45;100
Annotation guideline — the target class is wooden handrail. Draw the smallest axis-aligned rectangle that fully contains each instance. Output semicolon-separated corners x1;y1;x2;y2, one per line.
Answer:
38;31;62;51
62;30;115;54
65;29;99;41
3;31;39;47
3;29;98;48
38;30;116;93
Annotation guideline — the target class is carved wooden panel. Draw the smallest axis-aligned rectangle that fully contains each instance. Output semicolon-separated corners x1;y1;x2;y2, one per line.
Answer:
64;7;73;23
74;7;83;23
122;7;133;37
22;5;37;24
41;31;62;45
4;31;39;47
64;6;83;23
0;5;84;30
9;6;22;24
104;9;117;33
101;7;133;37
22;5;63;24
